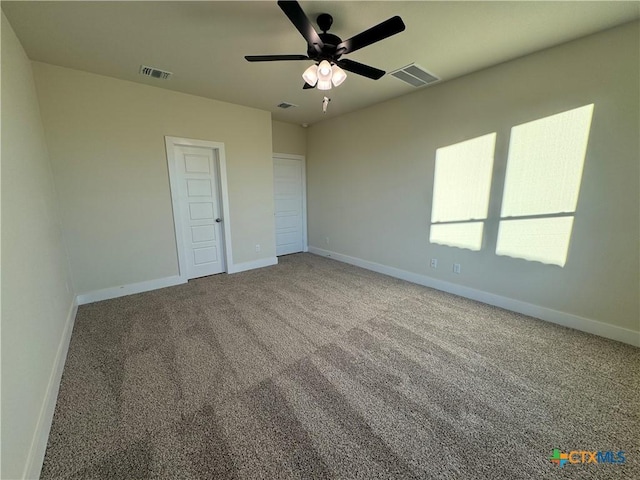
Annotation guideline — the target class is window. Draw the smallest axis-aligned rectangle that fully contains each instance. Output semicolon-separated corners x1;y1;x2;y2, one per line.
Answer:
429;133;496;251
496;104;594;266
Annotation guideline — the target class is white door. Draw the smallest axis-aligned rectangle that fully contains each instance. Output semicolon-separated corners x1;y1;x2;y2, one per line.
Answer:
174;145;225;278
274;156;305;256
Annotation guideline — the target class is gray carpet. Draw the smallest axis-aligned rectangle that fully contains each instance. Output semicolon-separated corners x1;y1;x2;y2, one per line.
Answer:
42;253;639;479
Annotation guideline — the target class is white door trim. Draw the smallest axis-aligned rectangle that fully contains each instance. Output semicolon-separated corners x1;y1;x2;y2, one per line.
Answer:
273;153;308;252
166;136;233;280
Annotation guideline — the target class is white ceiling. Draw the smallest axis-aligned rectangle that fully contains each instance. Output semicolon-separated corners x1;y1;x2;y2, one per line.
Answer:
3;1;639;125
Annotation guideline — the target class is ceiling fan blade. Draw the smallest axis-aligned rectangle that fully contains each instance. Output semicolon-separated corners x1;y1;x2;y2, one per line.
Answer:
245;54;310;62
303;82;315;89
336;16;405;55
336;59;385;80
277;0;324;50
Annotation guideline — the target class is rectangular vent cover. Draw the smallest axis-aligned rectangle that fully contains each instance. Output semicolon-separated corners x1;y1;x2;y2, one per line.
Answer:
390;63;439;87
277;102;298;109
139;65;172;80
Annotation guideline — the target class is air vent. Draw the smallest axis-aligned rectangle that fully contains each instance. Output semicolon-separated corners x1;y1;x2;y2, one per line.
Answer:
390;63;439;87
139;65;172;80
277;102;298;109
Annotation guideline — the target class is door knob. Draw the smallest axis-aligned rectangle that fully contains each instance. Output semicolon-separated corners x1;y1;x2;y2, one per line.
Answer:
215;218;222;223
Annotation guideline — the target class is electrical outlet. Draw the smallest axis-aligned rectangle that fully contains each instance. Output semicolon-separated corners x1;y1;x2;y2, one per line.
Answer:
453;263;461;274
430;258;438;269
325;236;330;245
255;244;261;252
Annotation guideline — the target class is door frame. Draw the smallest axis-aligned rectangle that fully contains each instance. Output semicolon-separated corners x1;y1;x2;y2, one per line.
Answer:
165;136;233;280
273;153;308;253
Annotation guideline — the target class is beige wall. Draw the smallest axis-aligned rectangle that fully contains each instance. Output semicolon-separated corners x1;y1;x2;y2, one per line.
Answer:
32;63;275;294
272;120;307;156
1;13;76;479
307;22;639;333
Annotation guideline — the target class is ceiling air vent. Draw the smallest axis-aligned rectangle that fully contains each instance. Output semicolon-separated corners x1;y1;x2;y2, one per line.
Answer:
277;102;298;109
390;63;439;87
139;65;172;80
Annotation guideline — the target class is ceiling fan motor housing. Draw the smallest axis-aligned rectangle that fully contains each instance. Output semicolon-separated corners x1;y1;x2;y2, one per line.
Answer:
308;32;343;61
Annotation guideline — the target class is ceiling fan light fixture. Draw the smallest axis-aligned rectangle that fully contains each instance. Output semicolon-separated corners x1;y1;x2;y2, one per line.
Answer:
246;2;406;91
317;78;333;90
331;64;347;87
317;60;332;80
302;64;318;86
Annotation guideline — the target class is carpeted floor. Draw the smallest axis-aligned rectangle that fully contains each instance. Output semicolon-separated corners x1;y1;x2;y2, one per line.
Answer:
41;253;639;479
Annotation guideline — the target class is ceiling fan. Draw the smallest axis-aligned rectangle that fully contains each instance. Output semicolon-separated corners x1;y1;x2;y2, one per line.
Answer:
245;0;406;90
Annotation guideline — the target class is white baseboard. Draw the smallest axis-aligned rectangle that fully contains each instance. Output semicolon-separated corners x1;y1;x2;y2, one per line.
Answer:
77;258;281;304
228;256;278;274
308;246;640;347
77;275;186;305
23;296;78;480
